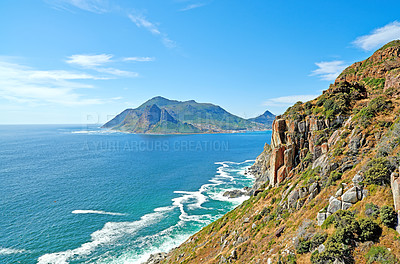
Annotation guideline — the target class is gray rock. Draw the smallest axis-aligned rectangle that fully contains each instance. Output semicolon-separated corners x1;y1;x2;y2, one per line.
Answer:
309;182;319;193
243;217;250;223
144;252;168;264
352;173;364;185
230;249;237;259
342;187;360;204
335;188;343;197
327;198;342;214
252;223;257;229
288;189;300;208
349;134;362;153
318;244;326;253
317;212;327;226
223;189;246;198
299;187;309;199
342;202;353;210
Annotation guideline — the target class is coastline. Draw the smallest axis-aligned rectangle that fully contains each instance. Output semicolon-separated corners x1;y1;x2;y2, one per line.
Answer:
102;128;272;136
142;160;261;264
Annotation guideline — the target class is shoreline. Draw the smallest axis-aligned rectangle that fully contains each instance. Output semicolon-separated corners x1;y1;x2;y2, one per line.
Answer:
142;161;259;264
102;128;272;136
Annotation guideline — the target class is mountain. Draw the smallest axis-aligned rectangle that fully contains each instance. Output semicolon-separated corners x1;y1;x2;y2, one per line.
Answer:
149;41;400;263
248;110;275;125
103;96;274;133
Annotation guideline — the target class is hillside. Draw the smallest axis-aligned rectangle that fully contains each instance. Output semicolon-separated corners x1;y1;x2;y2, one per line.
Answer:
150;41;400;263
103;97;275;134
248;110;276;125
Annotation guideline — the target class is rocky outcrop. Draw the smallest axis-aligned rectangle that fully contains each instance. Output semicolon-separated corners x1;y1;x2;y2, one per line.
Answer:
143;252;168;264
266;114;340;186
223;189;247;198
390;170;400;233
336;40;400;85
317;174;367;226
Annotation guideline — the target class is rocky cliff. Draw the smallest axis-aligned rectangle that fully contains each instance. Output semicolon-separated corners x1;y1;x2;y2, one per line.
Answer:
152;41;400;264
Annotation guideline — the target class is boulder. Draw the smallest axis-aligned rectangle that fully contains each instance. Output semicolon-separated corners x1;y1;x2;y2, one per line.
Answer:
327;198;342;214
288;189;300;208
342;187;361;204
335;188;343;197
317;212;327;226
352;173;364;185
223;189;246;198
275;226;285;237
342;202;353;210
144;252;168;264
318;244;326;253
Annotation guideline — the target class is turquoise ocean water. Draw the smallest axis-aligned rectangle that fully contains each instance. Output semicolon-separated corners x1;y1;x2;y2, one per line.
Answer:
0;125;271;264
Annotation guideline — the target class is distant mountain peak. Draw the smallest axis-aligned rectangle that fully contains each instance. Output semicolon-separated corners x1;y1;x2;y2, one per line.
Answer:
103;97;274;134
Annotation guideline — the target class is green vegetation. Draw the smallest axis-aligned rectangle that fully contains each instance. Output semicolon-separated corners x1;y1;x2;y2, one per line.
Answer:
364;157;392;185
314;210;383;263
361;77;385;92
380;206;398;228
354;96;392;127
365;246;399;264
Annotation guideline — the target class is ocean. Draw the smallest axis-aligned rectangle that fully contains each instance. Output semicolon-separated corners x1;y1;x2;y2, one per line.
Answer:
0;125;271;264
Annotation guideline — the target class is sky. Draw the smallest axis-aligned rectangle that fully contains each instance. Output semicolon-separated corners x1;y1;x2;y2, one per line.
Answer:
1;0;400;124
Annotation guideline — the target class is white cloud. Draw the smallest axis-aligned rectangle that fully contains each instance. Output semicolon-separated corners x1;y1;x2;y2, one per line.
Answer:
353;21;400;51
311;60;349;81
263;94;319;107
66;54;113;67
47;0;109;14
123;57;155;62
67;54;139;77
180;3;206;11
95;67;139;77
128;14;176;48
0;60;106;106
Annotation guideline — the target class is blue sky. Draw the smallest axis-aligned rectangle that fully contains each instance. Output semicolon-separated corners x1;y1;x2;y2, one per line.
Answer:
1;0;400;124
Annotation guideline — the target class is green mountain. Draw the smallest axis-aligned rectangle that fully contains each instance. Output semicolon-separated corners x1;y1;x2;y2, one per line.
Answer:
248;110;275;125
103;96;274;133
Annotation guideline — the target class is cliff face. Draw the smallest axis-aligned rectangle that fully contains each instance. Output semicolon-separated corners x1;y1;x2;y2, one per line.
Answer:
156;41;400;264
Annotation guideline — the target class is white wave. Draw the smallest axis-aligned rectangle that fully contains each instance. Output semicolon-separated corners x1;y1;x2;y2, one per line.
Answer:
39;159;255;264
38;209;169;264
0;247;27;255
69;129;118;135
72;210;127;216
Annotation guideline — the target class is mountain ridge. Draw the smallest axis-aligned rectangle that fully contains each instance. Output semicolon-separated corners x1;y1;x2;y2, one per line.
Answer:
103;97;275;134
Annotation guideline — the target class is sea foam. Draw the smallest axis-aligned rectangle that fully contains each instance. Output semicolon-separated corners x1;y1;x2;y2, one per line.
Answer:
72;210;127;216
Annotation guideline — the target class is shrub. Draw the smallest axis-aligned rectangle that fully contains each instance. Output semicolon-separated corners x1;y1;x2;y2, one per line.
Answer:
310;237;353;264
364;157;391;185
311;233;327;248
296;240;312;254
365;203;380;218
380;206;398;228
358;218;381;242
328;171;342;185
365;246;399;264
